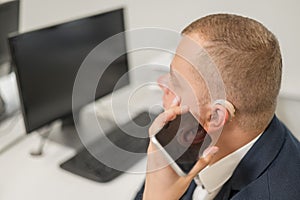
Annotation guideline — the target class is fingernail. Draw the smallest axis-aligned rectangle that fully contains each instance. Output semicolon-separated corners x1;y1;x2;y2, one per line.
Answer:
171;96;180;106
203;146;219;158
181;105;189;113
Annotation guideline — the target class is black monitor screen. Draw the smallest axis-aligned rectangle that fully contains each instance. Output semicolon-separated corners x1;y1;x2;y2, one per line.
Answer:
0;0;19;65
9;8;129;133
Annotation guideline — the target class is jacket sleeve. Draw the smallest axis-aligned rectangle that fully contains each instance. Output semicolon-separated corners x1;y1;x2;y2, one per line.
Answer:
133;182;145;200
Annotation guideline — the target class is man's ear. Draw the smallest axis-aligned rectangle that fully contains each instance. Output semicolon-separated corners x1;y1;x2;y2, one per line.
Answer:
208;104;229;132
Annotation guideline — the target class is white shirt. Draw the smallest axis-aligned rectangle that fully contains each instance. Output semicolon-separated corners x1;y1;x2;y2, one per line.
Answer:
193;134;262;200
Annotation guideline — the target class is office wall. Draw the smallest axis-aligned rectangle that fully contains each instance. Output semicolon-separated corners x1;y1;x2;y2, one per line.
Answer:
276;96;300;139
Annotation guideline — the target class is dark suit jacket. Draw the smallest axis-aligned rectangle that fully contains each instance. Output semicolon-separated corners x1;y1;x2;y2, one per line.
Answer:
134;115;300;199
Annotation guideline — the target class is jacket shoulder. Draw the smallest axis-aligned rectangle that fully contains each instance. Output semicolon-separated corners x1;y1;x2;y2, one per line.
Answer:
235;123;300;200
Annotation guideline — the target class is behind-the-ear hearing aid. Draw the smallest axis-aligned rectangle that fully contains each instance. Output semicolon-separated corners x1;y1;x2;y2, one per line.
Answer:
213;99;236;120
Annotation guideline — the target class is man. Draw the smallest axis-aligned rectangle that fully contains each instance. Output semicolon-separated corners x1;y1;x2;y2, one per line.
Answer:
135;14;300;199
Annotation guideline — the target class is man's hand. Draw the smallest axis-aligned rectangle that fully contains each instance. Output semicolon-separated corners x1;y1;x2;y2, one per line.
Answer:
143;106;219;200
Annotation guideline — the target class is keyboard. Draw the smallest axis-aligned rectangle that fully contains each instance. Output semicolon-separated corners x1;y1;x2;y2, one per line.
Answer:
60;111;158;183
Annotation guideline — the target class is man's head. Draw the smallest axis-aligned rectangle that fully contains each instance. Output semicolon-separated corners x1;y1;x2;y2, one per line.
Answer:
165;14;282;134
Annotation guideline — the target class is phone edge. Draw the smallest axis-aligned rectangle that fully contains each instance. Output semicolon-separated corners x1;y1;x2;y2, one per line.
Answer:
150;136;187;177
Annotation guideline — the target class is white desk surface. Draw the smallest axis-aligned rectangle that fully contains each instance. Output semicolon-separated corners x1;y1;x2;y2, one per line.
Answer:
0;131;147;200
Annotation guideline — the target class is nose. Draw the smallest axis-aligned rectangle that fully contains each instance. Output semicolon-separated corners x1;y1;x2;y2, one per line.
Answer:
157;74;179;109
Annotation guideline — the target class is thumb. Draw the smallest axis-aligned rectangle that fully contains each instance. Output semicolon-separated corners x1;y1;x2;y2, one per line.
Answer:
187;146;219;179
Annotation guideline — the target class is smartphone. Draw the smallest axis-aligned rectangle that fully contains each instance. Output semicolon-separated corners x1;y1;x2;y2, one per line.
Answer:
151;112;211;176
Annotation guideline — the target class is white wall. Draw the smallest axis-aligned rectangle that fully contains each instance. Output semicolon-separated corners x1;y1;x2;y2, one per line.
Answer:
19;0;300;97
276;96;300;139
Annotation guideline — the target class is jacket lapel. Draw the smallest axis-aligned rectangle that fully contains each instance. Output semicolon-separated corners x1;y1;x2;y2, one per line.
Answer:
214;115;286;199
180;180;197;200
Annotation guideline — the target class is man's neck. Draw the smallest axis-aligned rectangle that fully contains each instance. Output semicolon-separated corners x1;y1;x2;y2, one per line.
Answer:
209;125;262;165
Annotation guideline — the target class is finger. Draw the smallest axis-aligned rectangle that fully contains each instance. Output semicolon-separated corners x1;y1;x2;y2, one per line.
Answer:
149;109;178;136
187;146;219;179
148;111;174;137
149;105;189;137
161;106;189;124
170;96;181;107
170;105;189;116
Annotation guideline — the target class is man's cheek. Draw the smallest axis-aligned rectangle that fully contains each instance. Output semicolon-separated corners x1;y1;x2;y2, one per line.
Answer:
180;90;200;115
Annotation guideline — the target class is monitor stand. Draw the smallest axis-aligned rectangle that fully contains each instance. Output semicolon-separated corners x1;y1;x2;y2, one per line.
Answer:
0;94;5;120
39;109;157;182
0;62;11;77
44;112;115;150
0;62;12;121
45;114;84;150
59;110;155;183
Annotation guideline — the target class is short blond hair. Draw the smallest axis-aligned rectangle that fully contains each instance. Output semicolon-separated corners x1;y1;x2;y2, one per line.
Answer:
182;14;282;131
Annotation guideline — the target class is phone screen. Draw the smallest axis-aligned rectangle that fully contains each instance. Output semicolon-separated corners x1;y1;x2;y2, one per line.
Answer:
154;112;211;174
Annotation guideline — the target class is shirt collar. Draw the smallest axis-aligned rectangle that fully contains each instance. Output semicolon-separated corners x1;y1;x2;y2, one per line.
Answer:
196;133;262;194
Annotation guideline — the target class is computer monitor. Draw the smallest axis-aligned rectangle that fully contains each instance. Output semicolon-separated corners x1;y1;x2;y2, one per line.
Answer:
9;8;129;133
0;0;19;71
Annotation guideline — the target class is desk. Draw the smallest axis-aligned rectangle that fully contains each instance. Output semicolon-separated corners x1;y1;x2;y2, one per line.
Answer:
0;132;147;200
